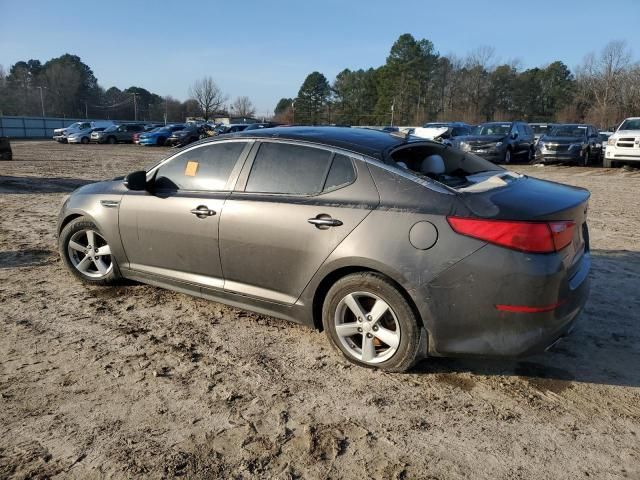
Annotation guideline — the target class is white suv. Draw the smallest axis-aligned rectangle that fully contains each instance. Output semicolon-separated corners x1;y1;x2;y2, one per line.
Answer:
604;117;640;168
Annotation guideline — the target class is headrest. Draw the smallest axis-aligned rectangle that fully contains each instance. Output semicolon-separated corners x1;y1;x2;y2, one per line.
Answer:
420;155;446;175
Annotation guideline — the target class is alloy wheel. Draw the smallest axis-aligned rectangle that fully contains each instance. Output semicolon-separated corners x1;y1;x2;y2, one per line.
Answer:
334;291;400;364
67;229;113;279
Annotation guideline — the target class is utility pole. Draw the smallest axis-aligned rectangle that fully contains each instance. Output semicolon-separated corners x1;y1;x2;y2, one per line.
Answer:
131;93;139;121
36;86;46;117
85;102;88;119
292;100;296;124
164;96;168;125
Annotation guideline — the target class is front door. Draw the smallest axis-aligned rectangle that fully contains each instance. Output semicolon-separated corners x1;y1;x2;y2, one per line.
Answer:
219;141;379;304
119;140;250;289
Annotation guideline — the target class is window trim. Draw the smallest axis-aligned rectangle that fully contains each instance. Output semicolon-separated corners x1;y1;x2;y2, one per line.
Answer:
233;139;358;197
146;139;254;194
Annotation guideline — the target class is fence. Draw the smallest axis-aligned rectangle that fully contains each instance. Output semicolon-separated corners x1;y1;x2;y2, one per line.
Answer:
0;116;163;139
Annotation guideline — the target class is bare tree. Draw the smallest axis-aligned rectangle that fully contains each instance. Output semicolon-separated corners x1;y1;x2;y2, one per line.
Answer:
232;96;256;118
189;76;227;120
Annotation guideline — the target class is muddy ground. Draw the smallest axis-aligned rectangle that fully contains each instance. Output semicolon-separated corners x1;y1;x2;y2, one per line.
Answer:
0;141;639;479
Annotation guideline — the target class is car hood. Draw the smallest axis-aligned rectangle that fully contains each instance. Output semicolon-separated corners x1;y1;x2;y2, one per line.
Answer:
541;136;584;144
614;129;640;137
412;127;449;140
460;135;506;143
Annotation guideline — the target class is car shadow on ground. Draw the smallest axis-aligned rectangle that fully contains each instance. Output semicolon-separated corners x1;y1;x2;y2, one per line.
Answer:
413;249;640;389
0;176;95;194
0;249;54;269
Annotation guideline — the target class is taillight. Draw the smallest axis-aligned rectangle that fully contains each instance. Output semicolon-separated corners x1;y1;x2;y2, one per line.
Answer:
447;217;575;253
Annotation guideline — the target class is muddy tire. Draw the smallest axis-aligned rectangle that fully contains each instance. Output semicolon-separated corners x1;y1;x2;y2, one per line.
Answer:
322;272;421;372
59;216;121;286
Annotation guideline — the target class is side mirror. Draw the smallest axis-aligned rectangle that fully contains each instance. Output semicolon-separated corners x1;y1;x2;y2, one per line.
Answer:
124;170;148;191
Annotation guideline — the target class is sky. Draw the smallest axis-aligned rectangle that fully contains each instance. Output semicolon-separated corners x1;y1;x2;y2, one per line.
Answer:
1;0;639;115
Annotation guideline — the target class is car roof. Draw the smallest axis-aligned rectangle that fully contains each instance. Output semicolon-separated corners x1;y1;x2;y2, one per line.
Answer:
221;126;408;159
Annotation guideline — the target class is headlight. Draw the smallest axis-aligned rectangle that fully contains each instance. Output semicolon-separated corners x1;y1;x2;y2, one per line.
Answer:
495;141;503;148
459;141;470;152
607;137;615;146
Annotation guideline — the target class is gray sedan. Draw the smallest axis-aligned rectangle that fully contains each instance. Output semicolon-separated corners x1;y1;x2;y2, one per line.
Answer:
57;127;591;371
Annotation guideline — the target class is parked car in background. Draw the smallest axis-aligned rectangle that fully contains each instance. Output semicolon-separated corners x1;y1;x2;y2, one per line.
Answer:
597;131;613;160
218;124;250;134
243;122;283;131
138;124;186;146
133;124;163;144
529;123;556;145
57;126;591;372
414;122;473;145
67;127;106;144
458;121;534;163
53;120;114;143
536;124;601;166
91;124;145;144
167;124;203;147
0;137;12;160
603;117;640;168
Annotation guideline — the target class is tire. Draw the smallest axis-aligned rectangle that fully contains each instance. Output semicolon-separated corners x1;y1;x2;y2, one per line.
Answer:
322;272;421;372
157;136;166;146
527;147;535;164
107;136;116;145
58;217;121;286
504;148;512;164
581;149;590;166
81;136;89;144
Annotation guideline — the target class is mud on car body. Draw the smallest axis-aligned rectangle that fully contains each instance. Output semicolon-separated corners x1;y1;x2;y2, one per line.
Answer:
57;127;590;371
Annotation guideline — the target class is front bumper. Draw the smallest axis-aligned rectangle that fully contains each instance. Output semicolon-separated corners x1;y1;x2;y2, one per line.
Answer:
535;149;582;163
67;137;83;144
53;135;67;143
605;147;640;163
468;149;505;162
425;243;591;357
138;137;159;145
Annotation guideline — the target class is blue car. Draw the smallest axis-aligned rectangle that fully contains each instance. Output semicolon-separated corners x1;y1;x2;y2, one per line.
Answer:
138;124;186;146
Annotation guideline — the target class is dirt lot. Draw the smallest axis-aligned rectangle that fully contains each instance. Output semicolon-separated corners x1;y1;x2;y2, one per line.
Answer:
1;140;639;479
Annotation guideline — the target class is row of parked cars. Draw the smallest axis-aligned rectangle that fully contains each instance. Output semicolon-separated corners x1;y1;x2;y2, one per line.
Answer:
52;121;282;147
401;120;615;166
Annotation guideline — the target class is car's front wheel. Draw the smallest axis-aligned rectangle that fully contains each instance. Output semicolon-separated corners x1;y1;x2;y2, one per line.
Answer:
59;217;121;286
504;148;512;164
81;136;89;144
322;272;421;372
107;136;117;145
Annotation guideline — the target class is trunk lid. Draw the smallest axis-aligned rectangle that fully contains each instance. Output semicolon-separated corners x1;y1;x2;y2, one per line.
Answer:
460;175;590;271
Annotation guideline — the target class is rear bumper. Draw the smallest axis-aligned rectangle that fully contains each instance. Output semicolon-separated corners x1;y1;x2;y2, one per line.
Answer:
424;244;591;357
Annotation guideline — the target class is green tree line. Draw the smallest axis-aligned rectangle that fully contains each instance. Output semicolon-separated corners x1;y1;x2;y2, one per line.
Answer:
275;34;640;128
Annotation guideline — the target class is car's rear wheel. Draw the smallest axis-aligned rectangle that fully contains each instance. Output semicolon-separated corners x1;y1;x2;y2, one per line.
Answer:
59;217;120;286
107;136;116;145
322;272;421;372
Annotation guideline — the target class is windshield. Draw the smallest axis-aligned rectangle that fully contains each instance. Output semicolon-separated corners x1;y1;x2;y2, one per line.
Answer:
549;125;587;137
104;125;119;132
67;122;83;129
472;124;511;136
618;119;640;131
530;124;552;134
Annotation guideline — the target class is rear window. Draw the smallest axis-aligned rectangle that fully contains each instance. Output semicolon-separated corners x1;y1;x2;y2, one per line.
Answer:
246;143;332;195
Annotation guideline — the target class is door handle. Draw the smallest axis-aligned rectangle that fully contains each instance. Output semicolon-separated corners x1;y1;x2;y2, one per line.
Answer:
308;215;343;229
190;205;216;218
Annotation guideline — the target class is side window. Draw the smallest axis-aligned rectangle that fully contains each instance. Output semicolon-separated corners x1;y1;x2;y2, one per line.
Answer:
155;142;246;191
323;154;356;191
245;143;332;195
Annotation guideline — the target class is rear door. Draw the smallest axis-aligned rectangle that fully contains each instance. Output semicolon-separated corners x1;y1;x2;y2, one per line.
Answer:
119;140;251;289
218;141;379;304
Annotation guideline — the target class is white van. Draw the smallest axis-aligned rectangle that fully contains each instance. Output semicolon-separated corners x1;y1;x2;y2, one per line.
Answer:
53;120;115;143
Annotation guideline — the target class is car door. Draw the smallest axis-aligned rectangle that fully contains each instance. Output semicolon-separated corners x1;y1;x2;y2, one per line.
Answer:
218;141;379;304
119;140;251;289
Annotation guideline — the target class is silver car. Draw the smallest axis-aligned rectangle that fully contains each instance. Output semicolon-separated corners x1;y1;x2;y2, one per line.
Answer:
58;127;591;371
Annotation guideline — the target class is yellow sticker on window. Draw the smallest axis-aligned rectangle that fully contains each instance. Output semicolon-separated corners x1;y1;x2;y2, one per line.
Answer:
185;161;199;177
